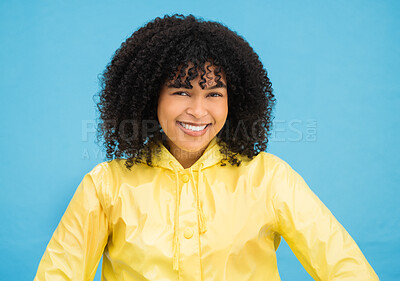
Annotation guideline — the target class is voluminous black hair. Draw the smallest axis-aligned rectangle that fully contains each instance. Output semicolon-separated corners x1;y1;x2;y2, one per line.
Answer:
96;14;276;170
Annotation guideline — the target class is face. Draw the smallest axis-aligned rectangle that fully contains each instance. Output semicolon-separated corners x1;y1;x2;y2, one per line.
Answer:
157;62;228;156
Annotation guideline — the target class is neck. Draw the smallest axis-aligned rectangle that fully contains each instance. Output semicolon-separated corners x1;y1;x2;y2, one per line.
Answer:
165;140;207;169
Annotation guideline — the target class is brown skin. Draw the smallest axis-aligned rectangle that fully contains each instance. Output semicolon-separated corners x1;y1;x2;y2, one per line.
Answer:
157;63;228;168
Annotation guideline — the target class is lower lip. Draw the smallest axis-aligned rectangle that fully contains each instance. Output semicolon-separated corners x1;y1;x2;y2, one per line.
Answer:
177;121;211;137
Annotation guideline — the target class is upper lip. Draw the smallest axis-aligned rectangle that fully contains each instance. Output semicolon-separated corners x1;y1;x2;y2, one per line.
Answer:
178;121;211;126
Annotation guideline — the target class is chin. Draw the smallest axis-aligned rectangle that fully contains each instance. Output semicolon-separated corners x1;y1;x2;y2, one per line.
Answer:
177;141;209;153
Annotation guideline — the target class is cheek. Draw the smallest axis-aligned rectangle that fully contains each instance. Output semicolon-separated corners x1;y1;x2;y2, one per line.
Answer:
214;101;228;123
158;100;174;121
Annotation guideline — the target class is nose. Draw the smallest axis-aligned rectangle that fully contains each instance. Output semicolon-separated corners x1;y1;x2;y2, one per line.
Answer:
186;96;208;119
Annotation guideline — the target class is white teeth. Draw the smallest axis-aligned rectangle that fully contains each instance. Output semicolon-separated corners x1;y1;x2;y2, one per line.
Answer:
179;122;208;131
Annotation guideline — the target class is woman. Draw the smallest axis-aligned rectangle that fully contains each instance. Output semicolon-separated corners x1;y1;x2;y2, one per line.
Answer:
34;14;379;280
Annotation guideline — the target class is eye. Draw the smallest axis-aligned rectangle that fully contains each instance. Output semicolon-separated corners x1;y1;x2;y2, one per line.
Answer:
172;91;189;96
208;92;223;97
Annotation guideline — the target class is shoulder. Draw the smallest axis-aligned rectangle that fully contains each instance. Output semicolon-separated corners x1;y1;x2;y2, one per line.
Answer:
87;158;154;189
84;159;133;206
256;151;286;164
89;158;138;178
86;159;129;190
244;151;295;175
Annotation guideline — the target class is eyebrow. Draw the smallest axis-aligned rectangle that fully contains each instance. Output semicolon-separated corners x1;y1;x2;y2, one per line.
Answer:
167;84;227;89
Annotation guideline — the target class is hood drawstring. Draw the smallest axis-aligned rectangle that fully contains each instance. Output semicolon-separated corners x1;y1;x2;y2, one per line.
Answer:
191;163;207;234
169;161;181;271
169;161;207;271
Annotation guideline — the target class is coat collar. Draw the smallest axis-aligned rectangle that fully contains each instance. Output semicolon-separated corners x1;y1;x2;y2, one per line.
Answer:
150;136;225;171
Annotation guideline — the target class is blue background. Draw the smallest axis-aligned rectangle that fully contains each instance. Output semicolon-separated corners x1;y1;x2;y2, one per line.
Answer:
1;0;398;280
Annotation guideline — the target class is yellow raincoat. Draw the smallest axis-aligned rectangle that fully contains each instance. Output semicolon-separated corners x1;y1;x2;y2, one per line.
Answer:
34;137;379;280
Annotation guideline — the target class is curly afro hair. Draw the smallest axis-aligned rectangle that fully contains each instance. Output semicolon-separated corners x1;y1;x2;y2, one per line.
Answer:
96;14;276;170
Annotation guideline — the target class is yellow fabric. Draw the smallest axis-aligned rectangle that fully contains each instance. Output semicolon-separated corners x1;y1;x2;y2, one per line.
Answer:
34;137;379;280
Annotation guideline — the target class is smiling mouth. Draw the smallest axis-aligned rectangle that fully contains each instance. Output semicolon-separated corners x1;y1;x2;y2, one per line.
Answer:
177;121;211;132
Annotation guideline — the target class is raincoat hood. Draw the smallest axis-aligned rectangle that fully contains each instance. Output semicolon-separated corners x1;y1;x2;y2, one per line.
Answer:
150;136;224;171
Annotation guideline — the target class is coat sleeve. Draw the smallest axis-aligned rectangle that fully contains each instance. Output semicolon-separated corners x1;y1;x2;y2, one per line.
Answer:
270;159;379;281
34;164;110;281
